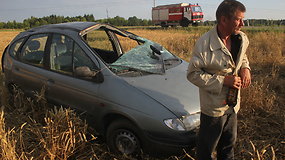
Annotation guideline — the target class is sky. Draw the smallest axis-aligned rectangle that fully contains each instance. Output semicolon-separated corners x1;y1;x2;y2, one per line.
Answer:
1;0;284;22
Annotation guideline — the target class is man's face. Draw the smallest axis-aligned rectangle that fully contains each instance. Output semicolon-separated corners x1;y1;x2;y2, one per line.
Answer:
224;10;245;35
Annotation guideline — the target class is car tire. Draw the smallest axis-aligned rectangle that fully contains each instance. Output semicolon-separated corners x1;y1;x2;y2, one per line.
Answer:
192;22;199;27
161;22;168;28
180;18;190;27
106;119;142;155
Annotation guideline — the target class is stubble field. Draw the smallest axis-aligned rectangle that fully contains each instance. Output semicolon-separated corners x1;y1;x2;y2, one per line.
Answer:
0;26;284;160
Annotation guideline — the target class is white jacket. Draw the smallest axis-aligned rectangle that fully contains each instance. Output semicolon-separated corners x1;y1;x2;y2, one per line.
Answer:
187;26;250;117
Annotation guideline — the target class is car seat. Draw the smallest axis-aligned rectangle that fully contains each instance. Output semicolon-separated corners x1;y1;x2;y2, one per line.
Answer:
53;43;72;72
28;40;40;51
23;40;44;64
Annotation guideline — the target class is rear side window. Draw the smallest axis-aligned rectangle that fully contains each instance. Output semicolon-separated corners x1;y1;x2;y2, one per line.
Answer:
9;38;24;58
20;34;48;67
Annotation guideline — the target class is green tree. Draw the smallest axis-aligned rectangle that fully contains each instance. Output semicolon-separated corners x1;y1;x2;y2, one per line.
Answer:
0;22;4;29
84;14;95;22
0;14;157;29
128;16;140;26
23;19;30;29
5;21;14;28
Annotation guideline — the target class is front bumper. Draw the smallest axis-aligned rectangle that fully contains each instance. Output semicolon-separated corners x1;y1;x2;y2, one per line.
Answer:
142;129;198;156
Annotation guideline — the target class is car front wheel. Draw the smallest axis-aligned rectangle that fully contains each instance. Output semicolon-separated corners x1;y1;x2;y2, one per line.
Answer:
106;119;142;155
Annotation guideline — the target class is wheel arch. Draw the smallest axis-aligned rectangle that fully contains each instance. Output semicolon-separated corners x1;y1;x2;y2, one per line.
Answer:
102;113;140;135
180;18;190;27
1;45;9;73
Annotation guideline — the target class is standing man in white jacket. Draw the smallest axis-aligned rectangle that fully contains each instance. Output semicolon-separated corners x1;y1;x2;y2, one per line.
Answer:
187;0;251;160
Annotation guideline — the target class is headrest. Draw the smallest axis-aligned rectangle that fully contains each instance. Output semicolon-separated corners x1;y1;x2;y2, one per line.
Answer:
28;40;40;51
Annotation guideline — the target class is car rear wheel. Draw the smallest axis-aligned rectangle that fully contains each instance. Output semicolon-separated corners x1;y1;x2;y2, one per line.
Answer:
106;119;142;155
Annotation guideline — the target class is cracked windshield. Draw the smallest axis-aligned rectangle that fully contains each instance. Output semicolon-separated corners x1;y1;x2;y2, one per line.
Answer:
85;28;180;75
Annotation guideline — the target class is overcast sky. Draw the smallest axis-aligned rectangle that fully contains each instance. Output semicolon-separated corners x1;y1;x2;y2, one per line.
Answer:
1;0;284;22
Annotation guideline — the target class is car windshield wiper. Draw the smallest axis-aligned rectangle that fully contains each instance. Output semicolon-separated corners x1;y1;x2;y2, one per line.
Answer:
164;57;180;62
163;57;180;65
109;64;160;74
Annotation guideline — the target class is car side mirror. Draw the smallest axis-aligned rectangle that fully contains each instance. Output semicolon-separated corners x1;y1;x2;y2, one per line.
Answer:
150;44;162;55
75;66;95;77
74;66;104;83
150;44;163;60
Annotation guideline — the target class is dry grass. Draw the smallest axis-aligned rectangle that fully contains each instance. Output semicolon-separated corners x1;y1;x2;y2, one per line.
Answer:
0;109;18;160
129;28;207;60
235;31;285;160
0;87;118;160
0;27;284;160
0;30;20;55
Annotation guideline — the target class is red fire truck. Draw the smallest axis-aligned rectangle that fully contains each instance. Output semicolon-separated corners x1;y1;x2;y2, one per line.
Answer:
152;3;203;27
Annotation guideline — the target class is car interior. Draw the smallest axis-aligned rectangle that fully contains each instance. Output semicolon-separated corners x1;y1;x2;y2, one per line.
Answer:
50;34;73;73
22;40;44;65
92;48;118;64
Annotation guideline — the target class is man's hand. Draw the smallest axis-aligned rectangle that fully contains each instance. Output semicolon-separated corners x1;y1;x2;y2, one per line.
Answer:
239;68;251;88
224;75;242;90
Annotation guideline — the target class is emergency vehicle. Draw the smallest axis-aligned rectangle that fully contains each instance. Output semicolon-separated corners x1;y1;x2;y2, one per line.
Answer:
152;3;203;27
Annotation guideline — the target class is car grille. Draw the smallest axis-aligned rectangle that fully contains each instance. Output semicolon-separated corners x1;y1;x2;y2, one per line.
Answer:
192;15;203;19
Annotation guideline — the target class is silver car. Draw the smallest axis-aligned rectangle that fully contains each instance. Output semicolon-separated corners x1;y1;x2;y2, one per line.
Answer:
2;22;200;155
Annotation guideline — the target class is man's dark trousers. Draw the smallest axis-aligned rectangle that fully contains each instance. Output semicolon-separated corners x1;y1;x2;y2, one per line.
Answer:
197;111;237;160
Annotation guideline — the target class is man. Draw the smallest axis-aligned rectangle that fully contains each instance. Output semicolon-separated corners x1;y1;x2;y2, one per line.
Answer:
187;0;251;160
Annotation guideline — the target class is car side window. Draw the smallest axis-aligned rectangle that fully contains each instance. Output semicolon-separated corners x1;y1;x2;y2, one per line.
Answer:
74;43;97;71
85;29;118;63
50;34;73;75
9;38;24;58
20;34;48;67
50;33;97;77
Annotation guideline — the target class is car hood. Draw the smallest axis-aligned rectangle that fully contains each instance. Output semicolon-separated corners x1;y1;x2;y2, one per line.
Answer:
122;61;200;117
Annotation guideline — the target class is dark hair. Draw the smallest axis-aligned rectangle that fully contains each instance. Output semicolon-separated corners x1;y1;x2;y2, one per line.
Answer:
216;0;246;23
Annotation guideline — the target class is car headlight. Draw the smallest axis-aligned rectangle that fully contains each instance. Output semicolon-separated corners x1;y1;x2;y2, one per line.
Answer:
164;112;200;131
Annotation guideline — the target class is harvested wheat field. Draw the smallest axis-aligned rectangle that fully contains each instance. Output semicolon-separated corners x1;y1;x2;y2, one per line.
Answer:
0;26;284;160
0;30;20;54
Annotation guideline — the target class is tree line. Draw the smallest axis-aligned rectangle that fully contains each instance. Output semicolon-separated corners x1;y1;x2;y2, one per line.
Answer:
203;19;284;26
0;14;284;29
0;14;152;29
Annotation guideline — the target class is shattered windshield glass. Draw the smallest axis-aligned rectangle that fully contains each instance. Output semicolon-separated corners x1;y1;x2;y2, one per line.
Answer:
110;37;180;74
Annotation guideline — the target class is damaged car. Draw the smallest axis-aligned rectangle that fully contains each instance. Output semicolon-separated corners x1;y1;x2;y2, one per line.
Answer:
2;22;200;155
